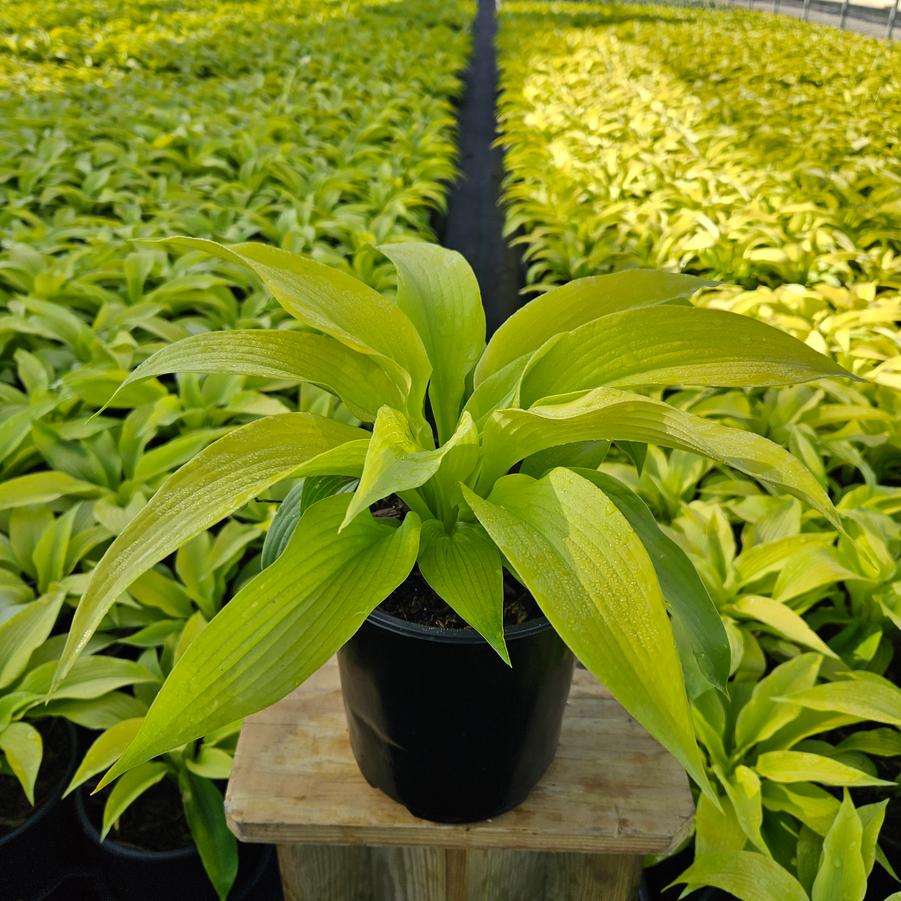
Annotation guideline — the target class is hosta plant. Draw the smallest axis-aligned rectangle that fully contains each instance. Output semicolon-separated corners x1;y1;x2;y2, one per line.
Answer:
0;585;154;806
680;651;901;901
65;629;242;901
55;239;856;797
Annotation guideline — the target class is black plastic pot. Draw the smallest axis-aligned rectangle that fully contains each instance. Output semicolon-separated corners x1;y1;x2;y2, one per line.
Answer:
337;609;575;823
73;786;274;901
0;720;78;901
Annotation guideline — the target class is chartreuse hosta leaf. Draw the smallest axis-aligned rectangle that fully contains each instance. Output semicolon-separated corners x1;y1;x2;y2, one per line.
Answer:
342;407;478;528
0;588;65;689
417;520;508;664
571;470;729;698
0;722;43;804
103;330;405;422
780;679;901;728
97;495;420;788
0;471;100;510
379;243;484;444
179;769;238;901
734;654;822;752
519;306;854;405
54;413;369;685
811;792;867;901
102;762;169;839
474;269;711;384
65;718;144;797
161;238;431;425
461;468;713;797
674;850;808;901
480;387;840;527
755;751;893;788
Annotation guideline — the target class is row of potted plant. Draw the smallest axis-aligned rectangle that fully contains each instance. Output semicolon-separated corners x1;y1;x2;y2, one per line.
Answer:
0;0;473;897
496;3;899;898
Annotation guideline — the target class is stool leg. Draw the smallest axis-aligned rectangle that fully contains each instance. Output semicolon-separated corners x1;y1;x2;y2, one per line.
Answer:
464;849;642;901
278;844;373;901
277;845;641;901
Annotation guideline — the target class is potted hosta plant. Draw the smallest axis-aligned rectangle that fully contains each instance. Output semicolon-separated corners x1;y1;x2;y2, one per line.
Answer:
54;239;854;822
1;588;154;897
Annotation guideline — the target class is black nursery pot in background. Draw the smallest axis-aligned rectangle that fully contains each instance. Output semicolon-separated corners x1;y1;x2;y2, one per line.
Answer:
337;609;575;823
73;785;273;901
0;720;78;900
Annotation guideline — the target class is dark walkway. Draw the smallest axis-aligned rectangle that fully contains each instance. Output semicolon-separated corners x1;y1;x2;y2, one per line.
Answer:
442;0;523;336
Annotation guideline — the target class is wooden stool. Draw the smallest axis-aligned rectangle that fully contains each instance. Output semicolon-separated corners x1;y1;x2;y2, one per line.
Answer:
225;659;695;901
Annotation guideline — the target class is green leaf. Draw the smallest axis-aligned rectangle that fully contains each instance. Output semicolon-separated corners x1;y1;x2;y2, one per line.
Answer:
101;762;169;840
728;595;838;658
717;764;768;855
43;692;147;730
0;472;100;510
858;800;888;878
132;428;233;485
0;721;43;804
179;770;238;901
571;470;729;698
57;413;368;684
694;792;747;855
262;477;356;569
185;747;233;780
261;481;304;569
380;242;484;443
24;657;157;701
65;718;144;796
734;653;822;751
673;850;807;901
837;728;901;758
127;569;194;619
108;330;403;422
481;387;839;527
33;506;78;593
756;750;894;787
461;469;711;796
98;495;420;788
417;520;509;664
811;792;866;901
520;306;855;405
475;270;708;385
783;680;901;728
797;825;824;894
342;407;478;528
762;782;841;836
0;589;65;688
165;238;429;407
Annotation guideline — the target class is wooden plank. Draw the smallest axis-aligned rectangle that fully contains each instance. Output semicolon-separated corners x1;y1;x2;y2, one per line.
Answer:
226;659;694;855
276;845;642;901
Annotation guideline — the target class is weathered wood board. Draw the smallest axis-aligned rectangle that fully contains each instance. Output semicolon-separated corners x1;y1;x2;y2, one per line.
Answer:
226;658;694;857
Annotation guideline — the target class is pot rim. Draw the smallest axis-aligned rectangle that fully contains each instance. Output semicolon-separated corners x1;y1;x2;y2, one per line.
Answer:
0;718;77;847
73;784;197;862
365;607;554;643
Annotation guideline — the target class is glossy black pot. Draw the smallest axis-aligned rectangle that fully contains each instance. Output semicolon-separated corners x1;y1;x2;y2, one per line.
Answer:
337;609;575;823
73;785;273;901
0;720;78;901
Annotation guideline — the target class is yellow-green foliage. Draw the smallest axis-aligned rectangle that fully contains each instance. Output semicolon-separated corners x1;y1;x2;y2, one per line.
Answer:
497;1;901;450
498;2;901;291
1;0;471;295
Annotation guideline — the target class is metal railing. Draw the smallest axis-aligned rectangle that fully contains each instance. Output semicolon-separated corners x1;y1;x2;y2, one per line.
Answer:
737;0;899;37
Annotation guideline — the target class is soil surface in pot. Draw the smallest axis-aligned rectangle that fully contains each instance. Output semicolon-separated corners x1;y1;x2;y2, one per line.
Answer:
378;567;541;629
0;718;70;836
85;777;193;852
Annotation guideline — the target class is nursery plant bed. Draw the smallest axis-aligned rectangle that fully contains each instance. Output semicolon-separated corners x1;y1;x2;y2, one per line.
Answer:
225;658;694;900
